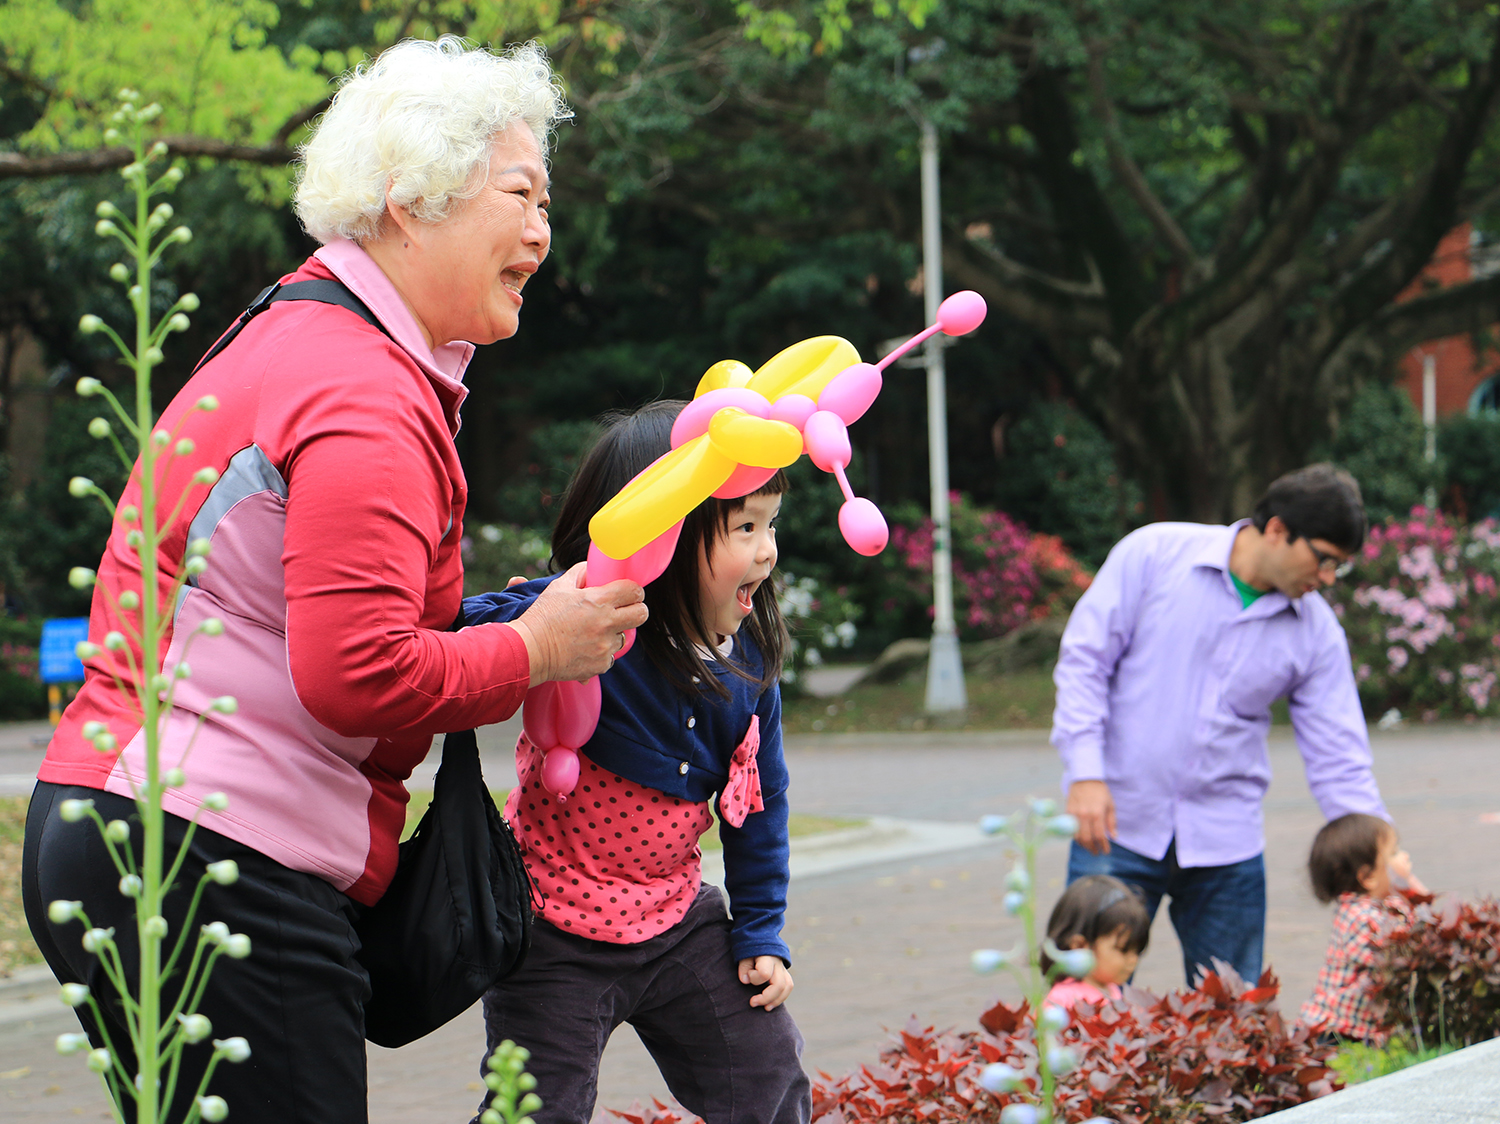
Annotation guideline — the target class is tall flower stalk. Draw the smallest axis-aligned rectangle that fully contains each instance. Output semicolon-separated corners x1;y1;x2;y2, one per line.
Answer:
47;90;249;1124
968;801;1090;1124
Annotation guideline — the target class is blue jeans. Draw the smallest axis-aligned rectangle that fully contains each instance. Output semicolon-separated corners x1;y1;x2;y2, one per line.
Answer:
1066;838;1265;987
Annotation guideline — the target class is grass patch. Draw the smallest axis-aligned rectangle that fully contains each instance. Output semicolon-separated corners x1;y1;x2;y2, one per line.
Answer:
1331;1038;1459;1084
783;669;1057;734
0;794;41;974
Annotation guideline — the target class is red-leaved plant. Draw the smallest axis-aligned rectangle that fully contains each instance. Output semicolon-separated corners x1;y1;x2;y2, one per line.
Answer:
809;968;1337;1124
1371;894;1500;1049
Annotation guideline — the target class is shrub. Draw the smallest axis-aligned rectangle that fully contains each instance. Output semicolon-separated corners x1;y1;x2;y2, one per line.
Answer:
461;523;553;597
1371;895;1500;1050
890;494;1093;641
1437;412;1500;521
1323;507;1500;720
778;573;861;694
810;968;1337;1124
1316;381;1441;526
0;616;45;720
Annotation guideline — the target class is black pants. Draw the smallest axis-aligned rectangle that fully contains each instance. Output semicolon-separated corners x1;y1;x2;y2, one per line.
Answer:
22;782;371;1124
481;884;811;1124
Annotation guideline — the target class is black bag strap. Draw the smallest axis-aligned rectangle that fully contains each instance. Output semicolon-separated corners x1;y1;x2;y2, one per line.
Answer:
191;278;389;376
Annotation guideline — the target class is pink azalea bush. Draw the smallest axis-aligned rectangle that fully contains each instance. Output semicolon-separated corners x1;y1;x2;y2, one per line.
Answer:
1323;507;1500;720
891;493;1093;640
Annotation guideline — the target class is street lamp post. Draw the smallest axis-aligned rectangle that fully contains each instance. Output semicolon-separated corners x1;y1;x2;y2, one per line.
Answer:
919;114;966;714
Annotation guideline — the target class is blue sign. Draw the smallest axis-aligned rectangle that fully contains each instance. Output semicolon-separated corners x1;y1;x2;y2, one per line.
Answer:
39;618;91;683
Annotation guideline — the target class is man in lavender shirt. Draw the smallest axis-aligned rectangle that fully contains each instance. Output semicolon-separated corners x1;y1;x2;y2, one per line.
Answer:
1052;464;1389;985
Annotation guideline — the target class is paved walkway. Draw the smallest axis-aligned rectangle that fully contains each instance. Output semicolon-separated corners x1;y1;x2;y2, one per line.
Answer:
3;722;1498;1121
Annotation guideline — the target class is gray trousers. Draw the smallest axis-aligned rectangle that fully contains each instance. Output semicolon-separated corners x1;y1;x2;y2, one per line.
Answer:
479;884;811;1124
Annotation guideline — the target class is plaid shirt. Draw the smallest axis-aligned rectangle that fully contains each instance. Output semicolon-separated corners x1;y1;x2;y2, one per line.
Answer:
1299;892;1412;1044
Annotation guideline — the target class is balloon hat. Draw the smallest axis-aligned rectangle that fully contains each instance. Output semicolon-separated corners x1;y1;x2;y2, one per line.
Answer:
524;290;988;797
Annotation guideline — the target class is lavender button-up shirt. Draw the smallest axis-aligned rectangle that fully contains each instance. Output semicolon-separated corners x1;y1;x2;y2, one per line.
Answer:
1051;519;1387;868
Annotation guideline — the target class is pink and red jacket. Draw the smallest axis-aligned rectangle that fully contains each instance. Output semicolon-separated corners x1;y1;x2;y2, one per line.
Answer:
37;241;531;905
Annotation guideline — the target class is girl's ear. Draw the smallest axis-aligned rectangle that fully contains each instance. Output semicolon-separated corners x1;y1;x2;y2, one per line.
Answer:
1064;934;1088;950
1356;863;1377;893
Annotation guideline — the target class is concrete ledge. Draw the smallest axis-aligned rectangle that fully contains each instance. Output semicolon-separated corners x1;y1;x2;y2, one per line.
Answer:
1263;1037;1500;1121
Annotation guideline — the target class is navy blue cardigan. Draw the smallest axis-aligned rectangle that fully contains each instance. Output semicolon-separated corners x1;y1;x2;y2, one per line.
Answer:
463;575;791;964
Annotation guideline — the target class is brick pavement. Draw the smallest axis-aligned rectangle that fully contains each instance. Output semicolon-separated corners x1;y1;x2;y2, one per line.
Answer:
2;723;1498;1122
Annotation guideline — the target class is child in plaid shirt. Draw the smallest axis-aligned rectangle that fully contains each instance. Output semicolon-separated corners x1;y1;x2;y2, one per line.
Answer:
1299;813;1427;1045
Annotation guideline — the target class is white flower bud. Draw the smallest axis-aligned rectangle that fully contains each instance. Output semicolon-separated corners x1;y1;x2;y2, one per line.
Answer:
978;813;1008;836
173;660;192;679
144;346;164;365
206;860;239;886
970;948;1007;974
151;428;169;447
104;819;129;843
196;1095;229;1122
213;1037;251;1063
187;538;212;557
81;927;115;954
177;1013;212;1043
76;376;103;396
92;732;117;753
143;916;168;940
48;900;83;924
149;674;170;693
1055;949;1096;980
202;792;228;812
201;922;229;946
56;1032;91;1055
209;696;237;715
175;437;195;455
118;589;140;610
1029;797;1058;818
1044;814;1080;838
103;127;121;142
125;529;144;548
60;983;90;1008
168;313;190;333
977;1063;1023;1094
121;162;143;179
119;505;139;524
184;556;207;576
195;393;217;410
94;220;118;237
75;641;101;660
1003;891;1026;916
193;467;220;486
103;631;126;651
164;767;186;787
999;1104;1039;1124
1045;1046;1078;1076
152;202;173;222
180;292;200;312
86;1048;113;1073
165;167;185;186
118;874;142;898
172;226;193;244
108;262;129;282
60;799;95;823
199;618;224;637
223;934;251;959
480;1110;503;1124
81;721;106;740
1038;1005;1068;1033
68;476;94;497
1005;867;1030;893
88;417;112;438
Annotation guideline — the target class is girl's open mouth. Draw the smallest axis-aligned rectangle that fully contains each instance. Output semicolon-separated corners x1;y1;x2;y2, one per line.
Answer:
736;582;756;612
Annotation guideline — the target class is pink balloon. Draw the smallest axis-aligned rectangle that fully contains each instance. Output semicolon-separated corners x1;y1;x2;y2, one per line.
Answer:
541;747;581;796
839;497;889;556
713;463;780;499
803;410;851;473
670;388;770;448
545;676;600;750
937;290;987;336
522;680;562;748
817;363;883;425
769;393;817;431
586;522;683;589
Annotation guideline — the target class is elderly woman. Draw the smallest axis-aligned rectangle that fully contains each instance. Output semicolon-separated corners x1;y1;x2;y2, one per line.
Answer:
22;38;644;1123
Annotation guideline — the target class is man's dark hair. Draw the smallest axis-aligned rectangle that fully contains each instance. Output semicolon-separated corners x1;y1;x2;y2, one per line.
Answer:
1308;813;1392;903
1250;463;1367;553
1039;874;1152;974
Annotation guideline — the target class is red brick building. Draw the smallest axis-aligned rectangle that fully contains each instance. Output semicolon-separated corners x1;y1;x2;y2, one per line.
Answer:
1394;223;1500;417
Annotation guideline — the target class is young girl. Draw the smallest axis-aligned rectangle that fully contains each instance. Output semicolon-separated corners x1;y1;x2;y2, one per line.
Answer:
1040;875;1152;1013
461;401;809;1124
1299;813;1426;1045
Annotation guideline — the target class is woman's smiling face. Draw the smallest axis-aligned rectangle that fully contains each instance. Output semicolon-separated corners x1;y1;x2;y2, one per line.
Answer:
408;121;552;347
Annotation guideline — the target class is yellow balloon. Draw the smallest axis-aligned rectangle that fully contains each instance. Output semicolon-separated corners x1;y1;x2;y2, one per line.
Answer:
589;435;736;559
745;336;860;403
695;360;754;398
707;409;804;468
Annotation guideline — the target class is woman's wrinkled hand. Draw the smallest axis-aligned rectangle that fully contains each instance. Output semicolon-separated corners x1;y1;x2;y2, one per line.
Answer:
506;562;648;683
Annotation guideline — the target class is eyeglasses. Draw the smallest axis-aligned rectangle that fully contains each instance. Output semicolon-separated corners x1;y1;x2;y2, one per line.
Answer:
1306;541;1355;579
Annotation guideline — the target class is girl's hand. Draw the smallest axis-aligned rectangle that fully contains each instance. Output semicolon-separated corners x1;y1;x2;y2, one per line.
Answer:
738;956;793;1011
1390;848;1429;895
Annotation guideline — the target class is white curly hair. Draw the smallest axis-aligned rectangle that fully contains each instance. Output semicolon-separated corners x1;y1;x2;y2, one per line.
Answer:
294;37;571;245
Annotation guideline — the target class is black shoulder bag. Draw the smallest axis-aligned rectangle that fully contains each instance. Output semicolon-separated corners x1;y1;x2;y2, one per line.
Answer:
195;281;535;1047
